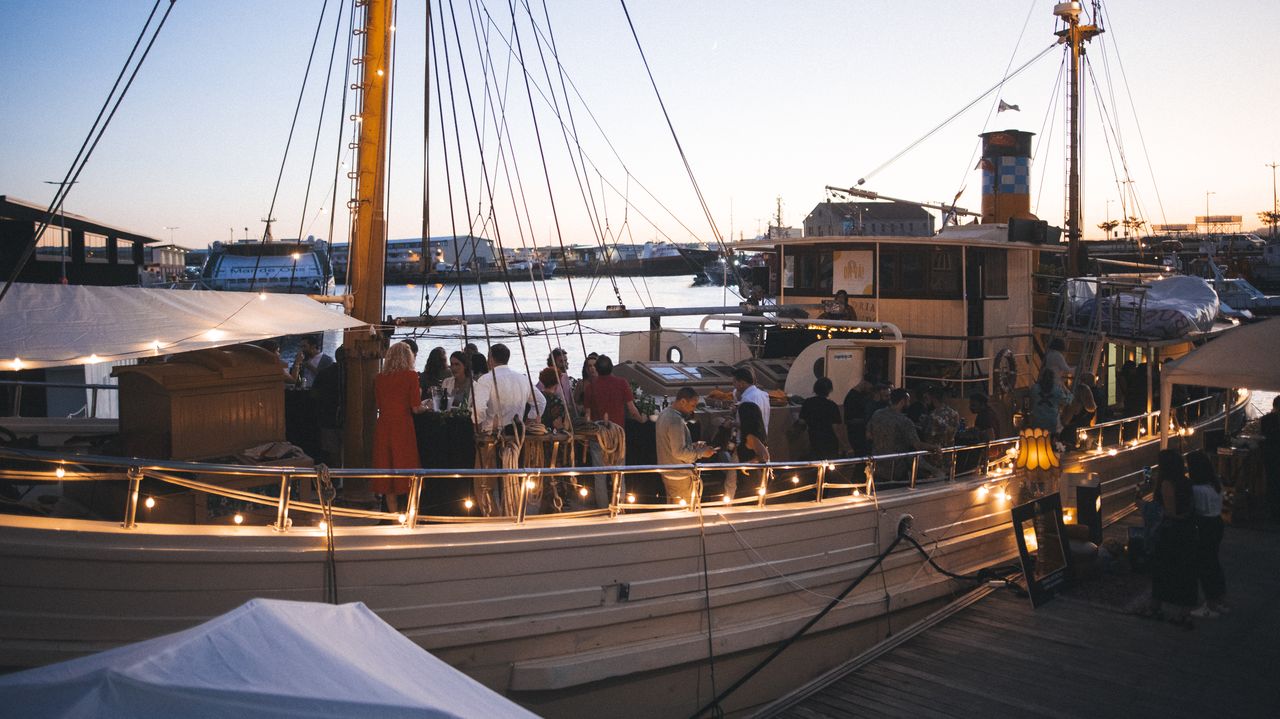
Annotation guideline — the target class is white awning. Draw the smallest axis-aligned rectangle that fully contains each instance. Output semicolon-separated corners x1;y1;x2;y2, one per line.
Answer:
0;283;366;369
1159;317;1280;446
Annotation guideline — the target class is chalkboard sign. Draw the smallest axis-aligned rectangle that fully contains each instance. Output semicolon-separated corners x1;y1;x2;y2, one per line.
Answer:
1011;492;1074;608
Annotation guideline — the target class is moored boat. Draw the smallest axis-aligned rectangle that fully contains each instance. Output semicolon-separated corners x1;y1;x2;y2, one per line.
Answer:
0;2;1258;718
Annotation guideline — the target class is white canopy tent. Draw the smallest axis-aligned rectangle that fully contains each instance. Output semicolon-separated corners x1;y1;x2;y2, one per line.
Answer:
1160;318;1280;447
0;283;366;370
0;598;540;719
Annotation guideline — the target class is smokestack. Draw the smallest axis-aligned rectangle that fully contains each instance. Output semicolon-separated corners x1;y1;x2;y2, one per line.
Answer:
979;130;1038;224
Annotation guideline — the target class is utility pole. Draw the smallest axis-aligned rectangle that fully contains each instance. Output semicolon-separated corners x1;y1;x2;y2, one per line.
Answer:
42;180;77;283
1205;191;1215;233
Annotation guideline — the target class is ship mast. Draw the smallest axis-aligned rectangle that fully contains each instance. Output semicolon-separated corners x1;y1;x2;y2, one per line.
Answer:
1055;1;1101;277
342;0;393;466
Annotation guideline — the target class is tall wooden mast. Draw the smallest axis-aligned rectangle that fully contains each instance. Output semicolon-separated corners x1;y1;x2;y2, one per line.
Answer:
342;0;393;467
1055;1;1101;277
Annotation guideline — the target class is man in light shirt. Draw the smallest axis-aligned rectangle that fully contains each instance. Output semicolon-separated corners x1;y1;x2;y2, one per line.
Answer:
472;343;544;434
732;367;770;429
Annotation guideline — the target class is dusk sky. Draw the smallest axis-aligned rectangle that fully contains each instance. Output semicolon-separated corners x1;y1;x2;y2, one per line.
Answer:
2;0;1277;249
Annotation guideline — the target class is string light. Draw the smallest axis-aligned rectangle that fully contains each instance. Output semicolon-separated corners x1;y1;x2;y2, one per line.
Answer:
626;494;637;504
10;358;22;370
233;513;244;525
397;513;407;524
723;495;732;504
1107;448;1118;456
464;498;474;510
151;340;162;352
790;475;800;485
525;479;536;490
85;354;102;364
853;488;862;497
977;485;990;498
144;496;155;509
318;520;328;531
258;292;268;301
757;486;767;496
678;499;688;507
578;487;589;498
204;329;225;341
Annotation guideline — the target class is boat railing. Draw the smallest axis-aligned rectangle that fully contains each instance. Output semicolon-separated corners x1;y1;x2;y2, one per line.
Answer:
0;379;118;419
0;394;1233;530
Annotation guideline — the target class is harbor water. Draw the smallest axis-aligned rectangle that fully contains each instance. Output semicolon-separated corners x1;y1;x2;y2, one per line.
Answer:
332;274;746;374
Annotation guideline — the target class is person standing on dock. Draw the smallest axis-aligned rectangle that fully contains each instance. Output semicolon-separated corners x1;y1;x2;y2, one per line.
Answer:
1187;450;1229;618
1263;395;1280;522
656;388;716;505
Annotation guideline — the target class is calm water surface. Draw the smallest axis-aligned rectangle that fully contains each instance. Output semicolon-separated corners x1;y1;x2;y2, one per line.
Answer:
331;275;745;374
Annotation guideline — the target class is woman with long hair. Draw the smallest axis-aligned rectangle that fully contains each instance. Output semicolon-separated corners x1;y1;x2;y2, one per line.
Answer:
371;341;427;514
573;353;599;415
440;350;473;411
735;400;771;498
1145;449;1198;628
422;346;449;389
1187;450;1228;617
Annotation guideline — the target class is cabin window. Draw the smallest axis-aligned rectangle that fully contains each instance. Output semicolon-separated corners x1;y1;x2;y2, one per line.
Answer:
979;248;1008;298
878;245;961;299
783;249;832;294
34;224;70;262
84;233;108;263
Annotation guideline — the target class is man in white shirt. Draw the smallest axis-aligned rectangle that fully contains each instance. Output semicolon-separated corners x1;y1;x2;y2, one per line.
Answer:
472;343;545;433
732;367;770;429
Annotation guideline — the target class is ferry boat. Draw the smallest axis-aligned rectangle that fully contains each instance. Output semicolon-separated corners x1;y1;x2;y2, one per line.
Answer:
200;235;333;294
0;3;1252;718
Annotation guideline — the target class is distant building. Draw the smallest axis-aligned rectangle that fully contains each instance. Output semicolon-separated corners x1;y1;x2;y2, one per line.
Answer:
803;201;935;237
143;244;190;282
329;235;496;276
0;195;156;286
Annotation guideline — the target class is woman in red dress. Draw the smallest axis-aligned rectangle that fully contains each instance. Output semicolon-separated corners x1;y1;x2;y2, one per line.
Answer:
371;341;427;513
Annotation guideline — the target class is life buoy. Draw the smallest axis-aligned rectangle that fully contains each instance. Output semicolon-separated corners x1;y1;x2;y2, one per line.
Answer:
992;348;1017;397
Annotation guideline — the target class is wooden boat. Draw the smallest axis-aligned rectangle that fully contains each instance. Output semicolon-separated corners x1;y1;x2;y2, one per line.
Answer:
0;2;1253;717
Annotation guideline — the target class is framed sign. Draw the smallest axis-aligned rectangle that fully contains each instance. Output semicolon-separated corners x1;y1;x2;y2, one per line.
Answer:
1010;492;1074;607
834;250;874;296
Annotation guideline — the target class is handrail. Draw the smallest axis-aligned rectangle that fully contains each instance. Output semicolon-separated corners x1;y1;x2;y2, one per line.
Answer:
1;379;118;420
0;393;1237;528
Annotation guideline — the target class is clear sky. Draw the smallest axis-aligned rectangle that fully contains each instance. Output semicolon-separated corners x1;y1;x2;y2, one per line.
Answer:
2;0;1277;250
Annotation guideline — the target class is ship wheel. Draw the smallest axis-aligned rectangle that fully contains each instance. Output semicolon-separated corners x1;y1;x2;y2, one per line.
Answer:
991;348;1017;397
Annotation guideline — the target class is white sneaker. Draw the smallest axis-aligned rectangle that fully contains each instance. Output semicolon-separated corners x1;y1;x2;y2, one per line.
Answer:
1190;605;1219;619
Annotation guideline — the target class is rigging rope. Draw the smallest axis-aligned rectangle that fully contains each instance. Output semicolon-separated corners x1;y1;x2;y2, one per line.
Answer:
856;42;1057;189
248;0;333;293
0;0;176;305
314;465;340;604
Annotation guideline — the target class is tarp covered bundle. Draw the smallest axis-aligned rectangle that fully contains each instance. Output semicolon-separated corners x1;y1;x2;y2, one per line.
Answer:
0;598;539;718
0;283;365;369
1067;275;1219;339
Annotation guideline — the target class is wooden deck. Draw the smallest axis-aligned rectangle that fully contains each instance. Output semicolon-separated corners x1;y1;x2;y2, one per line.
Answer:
765;514;1280;718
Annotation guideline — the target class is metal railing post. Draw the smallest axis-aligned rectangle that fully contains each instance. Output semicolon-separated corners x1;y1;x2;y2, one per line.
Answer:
274;474;291;532
90;387;99;418
516;474;530;524
122;466;142;529
404;475;422;528
815;462;827;502
910;455;919;488
948;450;958;483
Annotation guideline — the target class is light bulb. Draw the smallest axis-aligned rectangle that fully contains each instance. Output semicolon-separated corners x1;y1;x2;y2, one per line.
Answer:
144;496;155;509
258;292;267;301
791;475;800;485
55;466;66;479
464;498;474;510
525;479;536;490
977;485;989;498
757;486;767;496
578;487;589;498
626;494;636;503
1107;448;1118;456
722;495;732;504
10;358;21;370
318;520;328;531
233;514;244;525
678;499;688;507
397;513;407;524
